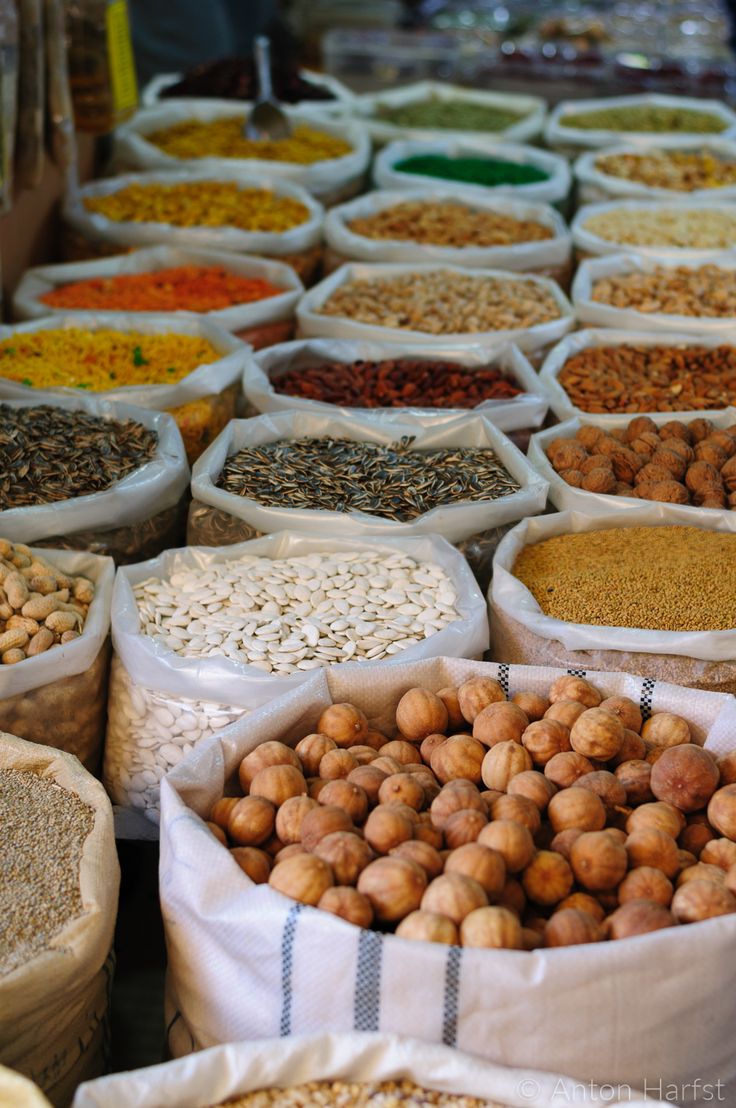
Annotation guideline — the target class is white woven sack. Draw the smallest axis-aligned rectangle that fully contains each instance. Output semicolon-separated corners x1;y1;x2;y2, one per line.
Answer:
572;198;736;263
72;1032;670;1108
546;93;736;157
528;410;736;524
296;263;575;353
0;733;119;1104
243;338;549;433
574;138;736;205
572;252;736;334
373;138;571;207
141;68;355;108
324;188;571;272
63;168;324;258
0;312;247;413
158;656;736;1106
537;327;736;422
190;410;549;544
114;101;370;201
12;246;304;332
0;393;188;543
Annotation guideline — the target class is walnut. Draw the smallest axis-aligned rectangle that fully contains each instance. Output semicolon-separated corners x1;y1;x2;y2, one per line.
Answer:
694;440;727;469
729;491;736;508
635;463;674;486
633;483;656;499
697;490;727;509
610;447;643;483
575;425;605;451
658;420;692;444
582;467;617;493
595;435;621;457
629;431;661;457
609;428;627;442
580;454;612;475
685;461;723;494
722;456;736;492
547;439;587;470
650;447;686;480
559;468;584;488
629;438;655;458
707;430;736;458
625;416;658;441
665;438;694;464
613;482;634;497
689;418;715;443
645;481;689;504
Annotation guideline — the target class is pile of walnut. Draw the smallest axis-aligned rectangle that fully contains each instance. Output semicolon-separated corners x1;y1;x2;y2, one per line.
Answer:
206;674;736;949
546;416;736;508
0;539;95;664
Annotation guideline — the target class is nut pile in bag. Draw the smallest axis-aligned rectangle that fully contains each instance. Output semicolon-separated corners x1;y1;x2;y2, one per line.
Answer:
206;674;736;949
594;149;736;192
582;208;736;250
590;265;736;319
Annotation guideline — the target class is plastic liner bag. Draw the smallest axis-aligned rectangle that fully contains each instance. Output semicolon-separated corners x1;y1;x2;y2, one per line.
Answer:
571;198;736;264
0;733;119;1107
187;410;549;586
104;529;489;831
114;100;371;206
373;138;571;210
572;252;736;335
0;547;114;771
323;188;572;285
157;655;736;1107
71;1032;671;1108
490;506;736;694
296;263;575;355
545;93;736;158
243;338;548;433
141;68;355;109
536;326;736;424
15;0;45;191
62;168;325;282
0;393;189;563
13;245;304;349
574;138;736;206
0;312;248;464
528;409;736;526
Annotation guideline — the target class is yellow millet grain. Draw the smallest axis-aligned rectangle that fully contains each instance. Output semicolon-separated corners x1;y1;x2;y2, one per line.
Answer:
83;182;310;231
513;526;736;632
146;120;352;164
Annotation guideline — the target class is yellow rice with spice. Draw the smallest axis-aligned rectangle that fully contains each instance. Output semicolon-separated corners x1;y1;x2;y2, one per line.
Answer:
145;119;352;164
82;182;310;231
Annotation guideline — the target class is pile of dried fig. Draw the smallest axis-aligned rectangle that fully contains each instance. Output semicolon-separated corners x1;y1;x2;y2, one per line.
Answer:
205;674;736;950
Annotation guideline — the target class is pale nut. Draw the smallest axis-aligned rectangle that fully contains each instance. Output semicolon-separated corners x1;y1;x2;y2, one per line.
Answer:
26;627;55;656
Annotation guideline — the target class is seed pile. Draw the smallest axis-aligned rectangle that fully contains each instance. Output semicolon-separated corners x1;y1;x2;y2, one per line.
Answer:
83;183;310;232
513;526;736;631
146;120;352;164
582;208;736;250
0;769;94;976
219;1081;495;1107
271;358;523;408
217;437;520;520
594;149;736;192
376;97;527;132
590;265;736;318
557;344;736;413
560;105;727;133
0;404;158;508
315;271;561;335
346;200;553;248
393;153;549;188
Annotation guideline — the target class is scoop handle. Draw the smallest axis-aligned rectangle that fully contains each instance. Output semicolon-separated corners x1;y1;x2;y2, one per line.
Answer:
254;35;273;102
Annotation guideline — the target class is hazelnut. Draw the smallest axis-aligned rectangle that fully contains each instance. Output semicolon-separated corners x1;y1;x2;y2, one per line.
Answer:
610;730;647;767
507;770;557;811
570;707;624;760
472;702;528;747
318;780;369;824
700;838;736;870
209;797;238;829
269;854;333;906
641;712;691;749
300;805;353;851
582;468;617;493
380;740;420;766
481;740;533;791
319;749;359;781
618;866;673;907
625;828;679;878
626;801;685;840
421;872;488;924
545;751;594;789
395;688;449;741
557;891;605;922
239;741;301;791
576;770;627;811
521;719;571;767
318;886;373;927
206;822;227;846
548;787;606;833
570;831;628;891
435;687;465;731
606;900;675;940
444;809;488;849
420;733;447;764
456;676;506;724
544;700;585;729
250;764;307;807
295;734;337;776
390;840;444;879
357;857;427;922
707;784;736;840
227;796;276;846
461;906;522;949
431;735;486;785
347;765;387;805
549;828;583;861
615;759;654;806
313;831;373;885
676;862;726;888
544;908;603;947
275;796;319;844
521;850;574;906
430;782;485;829
378;772;425;811
317;703;368;747
650;745;720;813
498;877;526;916
229;846;271;883
548;676;601;708
445;842;506;898
671;879;736;923
478;819;535;872
511;691;549;721
395;909;458;945
490;794;542;836
679;821;715;857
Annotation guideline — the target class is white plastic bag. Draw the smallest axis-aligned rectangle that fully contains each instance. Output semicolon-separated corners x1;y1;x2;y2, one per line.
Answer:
72;1032;669;1108
141;68;355;108
323;188;572;275
0;733;119;1106
572;198;736;263
574;138;736;206
572;252;736;334
0;393;189;560
537;326;736;422
243;338;549;433
12;246;304;346
296;263;575;354
114;101;371;204
105;530;488;829
373;138;571;208
157;656;736;1106
545;93;736;157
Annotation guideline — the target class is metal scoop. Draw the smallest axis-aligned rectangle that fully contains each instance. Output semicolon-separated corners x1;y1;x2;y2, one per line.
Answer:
243;36;291;141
